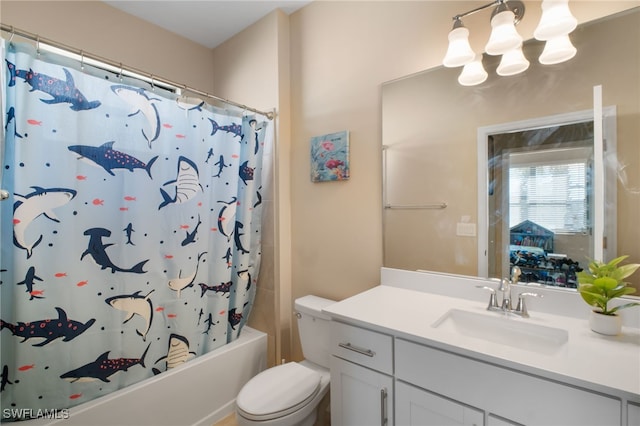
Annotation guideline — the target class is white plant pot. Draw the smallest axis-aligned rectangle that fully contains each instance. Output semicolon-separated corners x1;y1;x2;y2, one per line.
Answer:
589;310;622;336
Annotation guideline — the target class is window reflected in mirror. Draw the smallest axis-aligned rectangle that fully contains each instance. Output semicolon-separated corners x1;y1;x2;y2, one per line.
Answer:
487;121;595;288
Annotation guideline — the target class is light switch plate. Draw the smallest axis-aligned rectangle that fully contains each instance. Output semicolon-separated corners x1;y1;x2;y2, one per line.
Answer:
456;222;477;237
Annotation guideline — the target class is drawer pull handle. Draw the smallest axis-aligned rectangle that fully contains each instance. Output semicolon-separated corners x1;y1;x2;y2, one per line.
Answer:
338;342;375;357
380;388;388;426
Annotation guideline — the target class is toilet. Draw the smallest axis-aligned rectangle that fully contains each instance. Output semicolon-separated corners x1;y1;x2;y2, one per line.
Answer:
236;295;335;426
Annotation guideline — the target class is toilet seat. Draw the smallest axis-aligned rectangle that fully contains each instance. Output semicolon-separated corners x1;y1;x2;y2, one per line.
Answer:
236;362;321;421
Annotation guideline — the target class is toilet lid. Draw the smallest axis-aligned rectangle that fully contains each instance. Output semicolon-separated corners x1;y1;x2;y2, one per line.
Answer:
236;362;321;420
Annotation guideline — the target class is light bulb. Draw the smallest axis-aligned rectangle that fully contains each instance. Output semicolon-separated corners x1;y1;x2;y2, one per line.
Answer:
497;46;530;76
534;0;578;41
443;20;476;68
485;8;523;55
458;54;488;86
539;34;577;64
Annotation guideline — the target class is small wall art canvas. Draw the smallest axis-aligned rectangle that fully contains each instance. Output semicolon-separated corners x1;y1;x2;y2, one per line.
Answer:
310;130;350;182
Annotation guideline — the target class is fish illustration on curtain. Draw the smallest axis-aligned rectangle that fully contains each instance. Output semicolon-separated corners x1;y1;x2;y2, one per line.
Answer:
0;41;270;421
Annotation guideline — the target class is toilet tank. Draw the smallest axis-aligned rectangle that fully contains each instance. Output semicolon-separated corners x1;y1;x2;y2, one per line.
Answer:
295;295;335;368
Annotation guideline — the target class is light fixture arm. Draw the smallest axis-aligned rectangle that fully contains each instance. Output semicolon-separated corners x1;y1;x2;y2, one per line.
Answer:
452;0;525;24
453;0;501;21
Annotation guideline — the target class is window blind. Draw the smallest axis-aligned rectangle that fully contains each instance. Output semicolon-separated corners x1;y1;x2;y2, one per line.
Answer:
509;161;589;233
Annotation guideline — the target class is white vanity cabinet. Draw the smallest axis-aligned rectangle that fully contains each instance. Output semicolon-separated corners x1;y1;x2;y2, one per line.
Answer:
395;339;622;426
330;321;394;426
325;283;639;426
329;321;627;426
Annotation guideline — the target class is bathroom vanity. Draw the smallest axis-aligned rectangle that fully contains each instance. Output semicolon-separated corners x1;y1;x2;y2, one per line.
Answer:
324;268;640;426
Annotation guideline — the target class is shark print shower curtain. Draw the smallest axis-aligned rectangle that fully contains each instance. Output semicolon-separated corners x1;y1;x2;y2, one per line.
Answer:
0;41;270;420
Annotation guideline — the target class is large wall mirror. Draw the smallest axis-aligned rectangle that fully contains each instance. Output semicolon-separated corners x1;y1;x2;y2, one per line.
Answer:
478;105;617;286
382;7;639;291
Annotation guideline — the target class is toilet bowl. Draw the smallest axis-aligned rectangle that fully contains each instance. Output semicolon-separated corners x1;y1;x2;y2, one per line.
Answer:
235;296;335;426
236;361;330;426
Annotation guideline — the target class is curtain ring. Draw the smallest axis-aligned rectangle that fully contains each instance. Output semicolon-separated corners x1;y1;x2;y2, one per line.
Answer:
36;35;40;56
150;75;155;91
8;26;15;45
119;63;123;82
80;50;85;71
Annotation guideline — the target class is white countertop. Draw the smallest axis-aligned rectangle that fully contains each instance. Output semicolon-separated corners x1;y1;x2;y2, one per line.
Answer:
323;285;640;400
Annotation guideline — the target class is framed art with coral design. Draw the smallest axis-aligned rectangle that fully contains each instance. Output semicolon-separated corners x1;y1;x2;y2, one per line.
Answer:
310;130;350;182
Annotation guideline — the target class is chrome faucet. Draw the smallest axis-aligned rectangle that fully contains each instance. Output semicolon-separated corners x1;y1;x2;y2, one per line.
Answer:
500;266;521;310
477;265;541;317
498;277;512;311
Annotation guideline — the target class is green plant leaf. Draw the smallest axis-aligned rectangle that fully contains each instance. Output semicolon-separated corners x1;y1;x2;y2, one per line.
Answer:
608;286;637;299
616;263;640;280
578;283;604;296
577;271;595;284
609;302;640;314
587;260;605;276
606;255;629;268
579;289;607;311
594;277;618;290
613;255;629;264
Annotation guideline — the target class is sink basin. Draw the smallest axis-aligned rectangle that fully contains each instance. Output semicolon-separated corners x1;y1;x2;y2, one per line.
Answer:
432;308;568;355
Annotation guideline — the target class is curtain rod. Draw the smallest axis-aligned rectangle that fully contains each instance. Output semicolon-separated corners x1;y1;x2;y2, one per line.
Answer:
0;23;275;120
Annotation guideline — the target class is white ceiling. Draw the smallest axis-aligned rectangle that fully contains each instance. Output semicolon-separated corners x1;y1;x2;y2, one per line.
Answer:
103;1;311;49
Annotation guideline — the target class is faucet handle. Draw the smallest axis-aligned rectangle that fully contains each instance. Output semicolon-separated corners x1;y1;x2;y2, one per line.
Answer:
514;292;542;318
476;286;499;311
511;265;522;284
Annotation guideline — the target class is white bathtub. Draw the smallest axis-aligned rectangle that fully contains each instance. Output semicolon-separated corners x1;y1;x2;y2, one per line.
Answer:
24;327;267;426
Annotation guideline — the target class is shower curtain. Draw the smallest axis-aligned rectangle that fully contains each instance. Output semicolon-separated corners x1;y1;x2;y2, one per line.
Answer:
0;40;270;420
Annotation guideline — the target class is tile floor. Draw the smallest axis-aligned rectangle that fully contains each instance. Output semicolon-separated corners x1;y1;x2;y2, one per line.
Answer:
214;413;239;426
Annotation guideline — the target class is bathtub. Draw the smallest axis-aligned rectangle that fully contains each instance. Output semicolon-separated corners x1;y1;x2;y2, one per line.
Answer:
24;327;267;426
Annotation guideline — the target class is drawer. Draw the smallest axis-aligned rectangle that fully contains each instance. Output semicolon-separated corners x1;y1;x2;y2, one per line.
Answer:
330;321;393;374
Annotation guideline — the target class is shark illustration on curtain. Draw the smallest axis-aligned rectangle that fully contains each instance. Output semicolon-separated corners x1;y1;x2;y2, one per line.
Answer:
0;41;270;420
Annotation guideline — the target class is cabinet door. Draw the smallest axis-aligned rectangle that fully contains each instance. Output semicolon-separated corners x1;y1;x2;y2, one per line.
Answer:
396;381;483;426
628;402;640;426
331;356;393;426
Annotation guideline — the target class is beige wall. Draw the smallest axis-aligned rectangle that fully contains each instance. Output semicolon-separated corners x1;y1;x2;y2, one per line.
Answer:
287;1;482;361
1;1;215;93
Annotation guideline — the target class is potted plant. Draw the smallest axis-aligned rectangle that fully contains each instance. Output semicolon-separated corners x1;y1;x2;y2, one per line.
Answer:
577;255;640;335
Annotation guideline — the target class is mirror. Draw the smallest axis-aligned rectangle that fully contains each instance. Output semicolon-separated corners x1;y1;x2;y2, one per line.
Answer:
479;110;617;287
382;8;639;290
